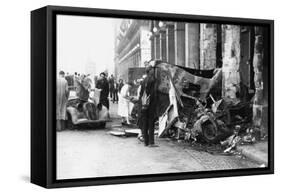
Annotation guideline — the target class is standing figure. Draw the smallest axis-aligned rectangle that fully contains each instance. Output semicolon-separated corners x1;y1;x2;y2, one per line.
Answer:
138;66;158;147
108;74;114;100
112;80;119;103
118;82;133;125
118;79;124;93
75;74;91;102
96;72;110;110
56;71;69;131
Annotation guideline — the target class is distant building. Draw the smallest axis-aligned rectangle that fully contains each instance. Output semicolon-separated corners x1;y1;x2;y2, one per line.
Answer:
85;61;96;76
84;61;96;87
114;19;151;82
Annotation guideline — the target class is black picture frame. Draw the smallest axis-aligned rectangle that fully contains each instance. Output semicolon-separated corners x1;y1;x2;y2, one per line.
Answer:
31;5;274;188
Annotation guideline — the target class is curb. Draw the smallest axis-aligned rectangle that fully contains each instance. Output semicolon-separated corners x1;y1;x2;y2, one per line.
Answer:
236;145;268;166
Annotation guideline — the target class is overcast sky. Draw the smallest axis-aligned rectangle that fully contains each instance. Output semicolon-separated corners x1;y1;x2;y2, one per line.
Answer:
57;15;120;76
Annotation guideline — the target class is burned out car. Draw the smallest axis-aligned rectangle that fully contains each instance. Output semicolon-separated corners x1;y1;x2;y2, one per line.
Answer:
151;60;253;143
66;78;109;129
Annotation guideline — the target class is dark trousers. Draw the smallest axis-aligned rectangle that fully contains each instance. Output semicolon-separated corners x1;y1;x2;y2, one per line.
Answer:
113;90;118;103
100;98;109;109
56;119;66;131
142;109;155;146
109;88;113;99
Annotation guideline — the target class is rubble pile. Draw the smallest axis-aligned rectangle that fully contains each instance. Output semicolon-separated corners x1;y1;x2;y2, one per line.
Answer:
154;62;262;155
109;61;264;157
160;97;262;155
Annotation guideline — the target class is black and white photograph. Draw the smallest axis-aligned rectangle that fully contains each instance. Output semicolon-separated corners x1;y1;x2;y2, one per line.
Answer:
2;0;281;192
55;14;270;180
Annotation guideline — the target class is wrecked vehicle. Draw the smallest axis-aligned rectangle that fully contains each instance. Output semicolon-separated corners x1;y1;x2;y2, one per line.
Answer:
66;79;109;129
150;60;253;143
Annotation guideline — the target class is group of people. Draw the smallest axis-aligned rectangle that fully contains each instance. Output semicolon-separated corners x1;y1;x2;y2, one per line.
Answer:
95;73;126;110
56;70;126;129
114;64;159;147
108;74;124;104
56;62;159;147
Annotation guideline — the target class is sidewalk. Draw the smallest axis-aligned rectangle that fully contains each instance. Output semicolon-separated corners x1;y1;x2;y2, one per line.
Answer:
236;141;268;166
109;100;269;166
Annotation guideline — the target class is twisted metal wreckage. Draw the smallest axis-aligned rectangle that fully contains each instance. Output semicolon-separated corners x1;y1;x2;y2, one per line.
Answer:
149;60;256;150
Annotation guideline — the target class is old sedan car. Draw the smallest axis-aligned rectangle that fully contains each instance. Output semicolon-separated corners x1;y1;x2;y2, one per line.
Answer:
66;80;109;130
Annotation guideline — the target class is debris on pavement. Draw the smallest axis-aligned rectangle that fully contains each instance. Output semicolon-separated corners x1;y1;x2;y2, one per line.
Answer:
108;130;126;137
124;129;141;137
108;127;141;137
220;125;242;153
108;126;158;138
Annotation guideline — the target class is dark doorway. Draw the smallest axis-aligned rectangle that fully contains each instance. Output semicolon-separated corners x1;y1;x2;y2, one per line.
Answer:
216;24;222;68
239;26;255;101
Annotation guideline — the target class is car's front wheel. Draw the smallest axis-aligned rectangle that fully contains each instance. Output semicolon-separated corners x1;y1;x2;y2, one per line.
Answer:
201;118;219;143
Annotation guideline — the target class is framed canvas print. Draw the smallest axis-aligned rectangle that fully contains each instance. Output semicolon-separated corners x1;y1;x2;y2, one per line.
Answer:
31;5;274;188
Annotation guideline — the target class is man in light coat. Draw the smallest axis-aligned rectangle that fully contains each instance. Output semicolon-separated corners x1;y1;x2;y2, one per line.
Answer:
56;71;69;131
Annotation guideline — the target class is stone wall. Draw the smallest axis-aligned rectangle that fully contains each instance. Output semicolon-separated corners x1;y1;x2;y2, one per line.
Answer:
222;25;241;101
252;27;268;135
174;23;186;66
166;24;175;64
200;24;217;70
185;23;200;69
160;30;167;61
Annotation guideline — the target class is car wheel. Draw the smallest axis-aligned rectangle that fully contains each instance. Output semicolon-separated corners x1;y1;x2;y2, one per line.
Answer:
99;122;106;129
201;119;219;143
66;112;74;130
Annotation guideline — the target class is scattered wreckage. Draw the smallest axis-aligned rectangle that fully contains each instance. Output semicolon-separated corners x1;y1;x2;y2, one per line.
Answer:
107;60;258;154
150;60;255;148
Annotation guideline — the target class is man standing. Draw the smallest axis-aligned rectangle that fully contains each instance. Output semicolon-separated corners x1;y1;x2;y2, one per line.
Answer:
138;65;158;147
112;80;119;103
96;72;110;110
108;74;115;100
56;71;69;131
118;79;124;93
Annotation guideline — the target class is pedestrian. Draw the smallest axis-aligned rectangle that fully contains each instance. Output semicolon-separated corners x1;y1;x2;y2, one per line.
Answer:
74;74;98;120
137;78;144;99
65;73;73;87
75;74;90;102
56;70;69;131
138;65;158;147
134;78;144;141
112;79;119;103
108;74;114;100
118;81;133;125
118;79;124;93
96;72;110;110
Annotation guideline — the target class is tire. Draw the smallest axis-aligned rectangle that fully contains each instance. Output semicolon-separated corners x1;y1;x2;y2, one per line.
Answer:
99;122;106;129
201;119;219;143
66;112;74;130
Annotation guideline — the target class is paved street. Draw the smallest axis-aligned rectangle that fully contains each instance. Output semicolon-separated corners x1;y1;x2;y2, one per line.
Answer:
57;101;260;180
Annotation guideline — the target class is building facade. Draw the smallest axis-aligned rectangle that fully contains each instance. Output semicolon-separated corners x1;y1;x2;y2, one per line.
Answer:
149;21;269;135
114;19;151;82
